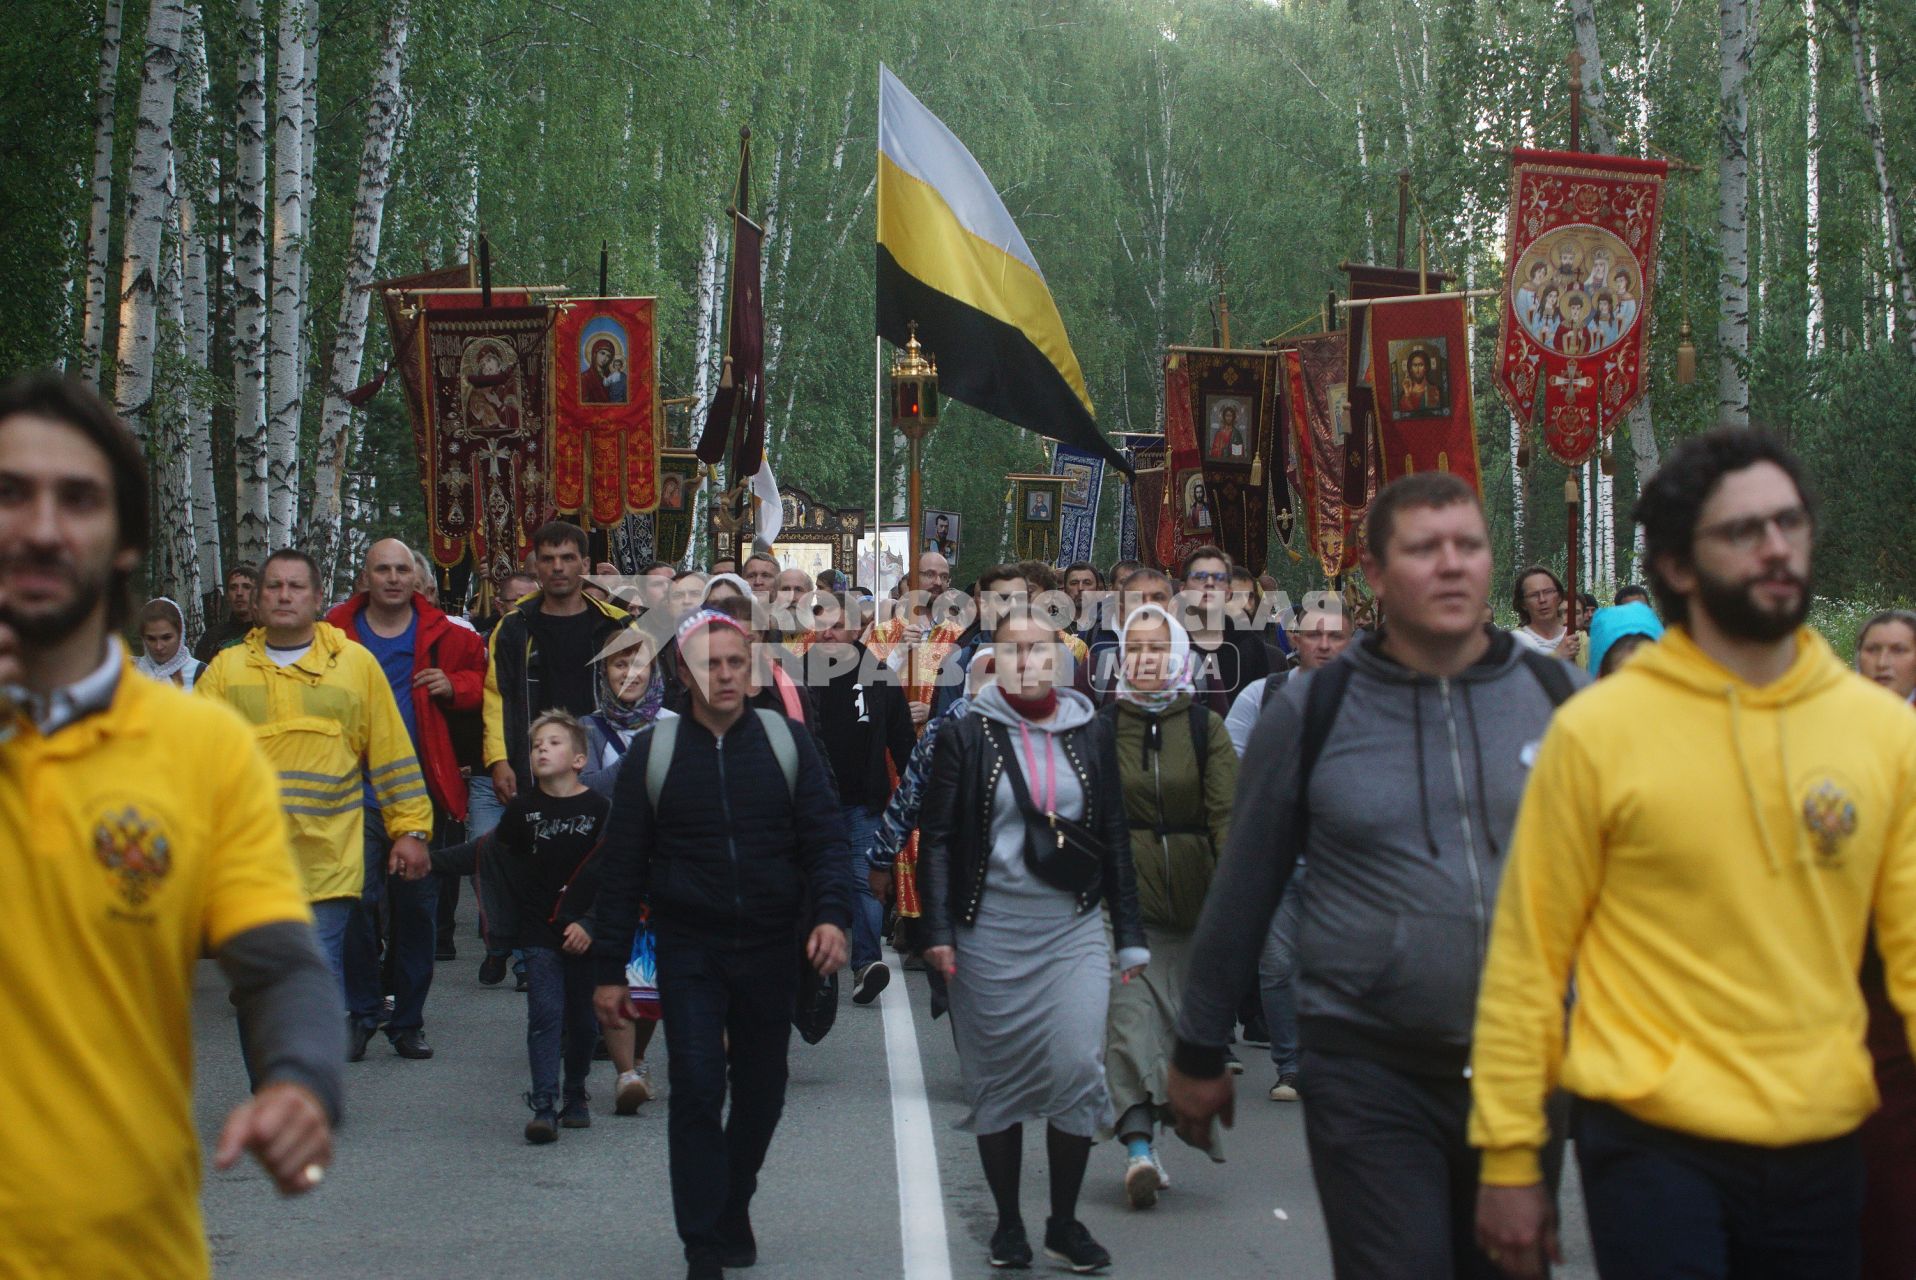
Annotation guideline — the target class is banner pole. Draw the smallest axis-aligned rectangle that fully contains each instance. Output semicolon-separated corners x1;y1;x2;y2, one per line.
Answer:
874;335;884;590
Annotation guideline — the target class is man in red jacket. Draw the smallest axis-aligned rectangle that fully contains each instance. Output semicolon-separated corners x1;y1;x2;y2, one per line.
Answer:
327;538;488;1060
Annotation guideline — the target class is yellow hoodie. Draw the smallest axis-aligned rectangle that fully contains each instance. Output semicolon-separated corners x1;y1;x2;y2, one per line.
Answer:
1470;625;1916;1185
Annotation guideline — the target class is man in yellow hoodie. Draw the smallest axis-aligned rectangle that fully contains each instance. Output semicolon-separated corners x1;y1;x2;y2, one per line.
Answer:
199;548;433;1001
1470;429;1916;1279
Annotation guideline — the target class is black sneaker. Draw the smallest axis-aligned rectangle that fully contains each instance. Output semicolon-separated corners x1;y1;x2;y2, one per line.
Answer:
524;1108;559;1144
514;968;530;993
717;1206;756;1268
851;960;890;1006
988;1220;1033;1269
478;953;508;986
1224;1047;1244;1075
559;1096;591;1129
1240;1013;1271;1046
435;942;458;961
346;1018;376;1063
1042;1218;1110;1274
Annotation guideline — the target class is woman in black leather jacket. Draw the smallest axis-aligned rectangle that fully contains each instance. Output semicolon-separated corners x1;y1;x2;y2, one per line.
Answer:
918;608;1147;1273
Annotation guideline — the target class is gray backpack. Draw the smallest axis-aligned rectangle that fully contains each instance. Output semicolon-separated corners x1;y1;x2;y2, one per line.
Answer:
643;708;798;811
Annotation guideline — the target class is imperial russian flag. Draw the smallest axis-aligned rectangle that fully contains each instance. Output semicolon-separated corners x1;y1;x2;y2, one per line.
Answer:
876;65;1129;475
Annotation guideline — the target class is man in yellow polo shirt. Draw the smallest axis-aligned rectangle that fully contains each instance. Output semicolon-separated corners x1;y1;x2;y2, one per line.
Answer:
0;374;342;1279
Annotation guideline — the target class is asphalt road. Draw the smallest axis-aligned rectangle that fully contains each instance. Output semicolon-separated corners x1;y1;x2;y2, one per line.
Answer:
193;917;1600;1280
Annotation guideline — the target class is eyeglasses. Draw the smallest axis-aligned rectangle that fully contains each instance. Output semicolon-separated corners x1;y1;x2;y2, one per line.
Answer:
1523;587;1560;602
1695;505;1812;553
1186;571;1230;585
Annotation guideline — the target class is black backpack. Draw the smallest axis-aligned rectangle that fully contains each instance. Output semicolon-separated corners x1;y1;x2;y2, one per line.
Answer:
1288;649;1575;848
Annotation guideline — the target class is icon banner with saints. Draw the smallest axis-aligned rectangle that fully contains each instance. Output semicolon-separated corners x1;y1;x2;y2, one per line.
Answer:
1497;149;1667;464
551;296;662;526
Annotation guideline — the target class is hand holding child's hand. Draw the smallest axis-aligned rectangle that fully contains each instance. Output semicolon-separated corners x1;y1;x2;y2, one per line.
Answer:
562;922;592;955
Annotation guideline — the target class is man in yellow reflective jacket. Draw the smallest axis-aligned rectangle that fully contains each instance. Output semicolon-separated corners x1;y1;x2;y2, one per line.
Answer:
200;548;433;997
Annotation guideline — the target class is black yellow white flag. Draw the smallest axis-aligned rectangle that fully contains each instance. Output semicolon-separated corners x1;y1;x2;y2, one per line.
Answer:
877;65;1129;474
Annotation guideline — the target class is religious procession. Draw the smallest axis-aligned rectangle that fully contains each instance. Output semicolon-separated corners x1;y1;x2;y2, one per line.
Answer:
3;1;1915;1278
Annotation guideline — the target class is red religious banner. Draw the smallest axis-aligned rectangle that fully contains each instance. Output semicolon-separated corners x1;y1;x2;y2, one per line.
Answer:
1286;334;1355;576
1170;346;1281;575
1497;149;1667;464
1159;353;1206;570
1368;295;1483;495
551;297;661;526
374;264;474;469
418;305;554;578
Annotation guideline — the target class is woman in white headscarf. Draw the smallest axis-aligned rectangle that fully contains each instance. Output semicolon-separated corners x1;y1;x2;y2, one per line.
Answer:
1101;604;1237;1209
133;598;203;689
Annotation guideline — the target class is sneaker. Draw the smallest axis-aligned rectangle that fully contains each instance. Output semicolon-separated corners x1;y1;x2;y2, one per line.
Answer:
1123;1154;1161;1210
988;1220;1033;1269
514;967;529;993
559;1096;591;1129
615;1065;654;1115
1224;1047;1244;1075
1240;1013;1271;1046
435;940;457;962
851;960;891;1006
1148;1145;1171;1191
1269;1072;1299;1102
380;994;396;1025
524;1108;559;1144
1042;1218;1111;1274
478;953;508;986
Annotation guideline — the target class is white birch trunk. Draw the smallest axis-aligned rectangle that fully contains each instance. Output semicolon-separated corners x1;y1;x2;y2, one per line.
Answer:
1806;0;1825;356
310;0;413;582
179;6;219;596
231;0;270;564
266;0;310;547
110;0;189;441
1846;5;1915;352
80;0;124;387
157;181;202;630
1717;0;1754;427
296;0;319;410
1356;100;1376;264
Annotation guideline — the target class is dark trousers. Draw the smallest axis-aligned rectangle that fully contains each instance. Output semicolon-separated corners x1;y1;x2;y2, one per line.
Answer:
344;814;440;1035
1300;1048;1566;1280
1576;1099;1864;1279
658;936;799;1263
522;946;596;1111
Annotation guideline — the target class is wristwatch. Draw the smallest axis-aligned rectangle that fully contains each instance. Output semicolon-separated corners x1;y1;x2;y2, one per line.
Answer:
401;831;430;843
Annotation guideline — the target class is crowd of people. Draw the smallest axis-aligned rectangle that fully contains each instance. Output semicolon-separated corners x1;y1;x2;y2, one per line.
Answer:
2;369;1913;1280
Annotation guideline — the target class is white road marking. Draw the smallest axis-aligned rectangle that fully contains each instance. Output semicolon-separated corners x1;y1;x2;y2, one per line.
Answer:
879;947;954;1280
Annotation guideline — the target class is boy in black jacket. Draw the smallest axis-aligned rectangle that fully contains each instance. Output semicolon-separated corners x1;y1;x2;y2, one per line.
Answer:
435;710;610;1144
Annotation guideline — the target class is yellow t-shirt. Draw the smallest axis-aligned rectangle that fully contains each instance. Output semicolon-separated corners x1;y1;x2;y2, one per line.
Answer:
0;663;311;1279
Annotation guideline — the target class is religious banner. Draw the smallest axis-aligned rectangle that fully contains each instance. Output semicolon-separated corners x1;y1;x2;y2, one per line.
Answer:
1115;434;1162;566
551;297;661;528
1497;148;1668;463
375;263;473;473
1368;294;1483;495
1159;354;1206;572
1286;333;1356;577
419;305;554;578
1343;265;1441;533
1169;347;1281;574
609;513;656;573
1009;474;1065;562
1048;444;1105;568
652;451;703;564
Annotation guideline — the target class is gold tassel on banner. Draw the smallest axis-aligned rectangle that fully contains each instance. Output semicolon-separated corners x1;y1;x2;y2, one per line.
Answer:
1516;435;1532;470
1675;319;1697;386
1600;441;1615;476
1249;441;1263;487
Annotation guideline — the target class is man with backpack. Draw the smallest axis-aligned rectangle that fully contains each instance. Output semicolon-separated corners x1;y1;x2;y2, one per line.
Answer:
1167;472;1586;1280
591;609;853;1280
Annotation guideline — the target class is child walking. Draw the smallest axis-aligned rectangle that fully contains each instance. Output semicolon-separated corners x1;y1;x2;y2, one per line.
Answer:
435;710;611;1142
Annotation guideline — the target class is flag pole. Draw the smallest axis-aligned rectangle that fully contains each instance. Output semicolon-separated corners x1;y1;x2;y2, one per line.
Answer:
874;334;884;591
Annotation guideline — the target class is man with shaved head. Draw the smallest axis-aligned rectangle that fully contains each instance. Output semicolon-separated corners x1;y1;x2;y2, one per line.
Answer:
327;537;489;1060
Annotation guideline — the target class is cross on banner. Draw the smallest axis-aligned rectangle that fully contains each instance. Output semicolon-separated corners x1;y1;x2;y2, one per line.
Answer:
1550;360;1594;406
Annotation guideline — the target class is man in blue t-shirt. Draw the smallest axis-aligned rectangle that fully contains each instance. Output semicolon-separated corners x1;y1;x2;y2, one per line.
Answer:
327;538;489;1061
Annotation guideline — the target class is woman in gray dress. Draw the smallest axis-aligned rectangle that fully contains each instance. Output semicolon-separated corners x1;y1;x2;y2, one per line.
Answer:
920;609;1148;1273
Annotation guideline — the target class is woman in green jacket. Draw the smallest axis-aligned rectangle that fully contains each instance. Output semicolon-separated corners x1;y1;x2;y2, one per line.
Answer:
1101;604;1237;1209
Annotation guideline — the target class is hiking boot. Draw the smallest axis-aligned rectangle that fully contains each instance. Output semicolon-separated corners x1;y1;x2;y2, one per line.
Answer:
851;960;890;1006
1123;1153;1161;1210
988;1220;1033;1269
1042;1218;1111;1274
1269;1072;1299;1102
524;1108;558;1144
615;1064;654;1115
559;1096;591;1129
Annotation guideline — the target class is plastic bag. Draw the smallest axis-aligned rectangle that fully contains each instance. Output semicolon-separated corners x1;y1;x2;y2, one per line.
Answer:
626;910;662;1022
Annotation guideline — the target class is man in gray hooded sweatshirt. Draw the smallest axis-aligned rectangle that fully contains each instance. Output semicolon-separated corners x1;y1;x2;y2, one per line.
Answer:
1167;472;1586;1280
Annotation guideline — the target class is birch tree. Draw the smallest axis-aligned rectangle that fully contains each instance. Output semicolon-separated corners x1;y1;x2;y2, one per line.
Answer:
1805;0;1825;356
231;0;270;564
79;0;123;387
1717;0;1755;427
310;0;414;582
155;177;202;629
266;0;312;545
1843;0;1916;354
109;0;190;441
178;5;220;600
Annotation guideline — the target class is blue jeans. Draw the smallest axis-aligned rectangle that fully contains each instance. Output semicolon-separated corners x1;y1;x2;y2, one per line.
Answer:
522;946;597;1112
1576;1100;1863;1279
1258;867;1303;1076
344;814;440;1034
466;774;518;963
843;803;883;971
659;937;797;1262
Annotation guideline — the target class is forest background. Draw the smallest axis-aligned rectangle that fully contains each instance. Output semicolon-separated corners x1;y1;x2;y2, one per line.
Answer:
4;0;1913;640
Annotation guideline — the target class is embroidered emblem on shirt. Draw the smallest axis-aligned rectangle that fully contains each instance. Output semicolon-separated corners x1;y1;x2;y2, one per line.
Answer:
1801;779;1857;866
94;806;174;906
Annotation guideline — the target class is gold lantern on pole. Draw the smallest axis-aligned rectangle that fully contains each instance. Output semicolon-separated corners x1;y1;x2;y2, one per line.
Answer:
889;321;940;597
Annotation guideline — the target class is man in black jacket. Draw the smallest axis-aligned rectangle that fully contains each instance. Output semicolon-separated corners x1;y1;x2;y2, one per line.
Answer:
803;594;916;1005
593;609;852;1280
